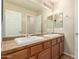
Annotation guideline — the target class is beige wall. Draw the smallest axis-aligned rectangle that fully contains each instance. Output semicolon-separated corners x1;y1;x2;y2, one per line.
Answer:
4;1;37;35
54;0;75;57
42;0;75;57
63;0;74;57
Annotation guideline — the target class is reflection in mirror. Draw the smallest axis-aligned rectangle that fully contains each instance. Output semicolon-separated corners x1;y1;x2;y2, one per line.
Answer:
3;0;45;37
3;0;63;38
46;13;63;34
47;15;53;34
53;13;63;33
34;15;42;35
27;15;42;35
4;9;22;37
27;16;35;35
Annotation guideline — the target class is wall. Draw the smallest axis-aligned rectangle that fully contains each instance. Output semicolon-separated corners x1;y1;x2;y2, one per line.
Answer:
54;0;75;57
63;0;74;57
3;1;37;36
42;0;75;57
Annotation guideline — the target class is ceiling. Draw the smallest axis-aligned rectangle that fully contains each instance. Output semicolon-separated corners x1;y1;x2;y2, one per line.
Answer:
5;0;51;12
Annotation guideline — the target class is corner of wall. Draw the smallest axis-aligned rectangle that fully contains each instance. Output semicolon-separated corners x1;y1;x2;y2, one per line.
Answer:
64;52;74;58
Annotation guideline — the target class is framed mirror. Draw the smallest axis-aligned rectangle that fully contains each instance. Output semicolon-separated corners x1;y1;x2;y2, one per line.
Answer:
47;15;53;34
2;0;43;38
3;9;22;37
53;13;63;33
46;12;63;34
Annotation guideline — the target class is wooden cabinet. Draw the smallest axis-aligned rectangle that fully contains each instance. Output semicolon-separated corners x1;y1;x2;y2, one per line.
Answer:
31;44;43;56
1;56;7;59
52;37;64;59
52;39;57;45
52;44;59;59
43;41;51;49
60;41;64;56
2;36;64;59
57;38;61;43
29;56;37;59
6;49;29;59
38;48;51;59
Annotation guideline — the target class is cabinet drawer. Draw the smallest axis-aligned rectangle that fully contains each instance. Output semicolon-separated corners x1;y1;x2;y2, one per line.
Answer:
31;44;43;56
6;49;29;59
44;41;51;49
52;39;57;45
57;38;61;43
61;37;64;41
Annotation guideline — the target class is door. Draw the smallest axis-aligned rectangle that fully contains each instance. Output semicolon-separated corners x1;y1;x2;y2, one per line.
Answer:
74;1;78;58
74;0;78;58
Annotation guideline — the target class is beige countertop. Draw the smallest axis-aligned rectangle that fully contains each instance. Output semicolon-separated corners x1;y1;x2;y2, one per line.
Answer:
2;34;64;55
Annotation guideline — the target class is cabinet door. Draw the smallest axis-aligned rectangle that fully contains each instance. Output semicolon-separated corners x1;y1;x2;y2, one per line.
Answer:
1;56;7;59
31;44;43;56
60;41;64;56
29;56;37;59
44;41;51;49
52;44;59;59
5;49;29;59
38;48;51;59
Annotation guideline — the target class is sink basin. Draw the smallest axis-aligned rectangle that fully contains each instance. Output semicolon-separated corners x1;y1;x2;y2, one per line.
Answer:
15;36;44;45
43;34;61;37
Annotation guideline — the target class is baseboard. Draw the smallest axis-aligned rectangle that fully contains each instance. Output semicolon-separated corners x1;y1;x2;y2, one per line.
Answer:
64;52;74;58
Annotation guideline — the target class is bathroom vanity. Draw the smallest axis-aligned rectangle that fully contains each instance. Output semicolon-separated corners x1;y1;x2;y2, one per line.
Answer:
1;34;64;59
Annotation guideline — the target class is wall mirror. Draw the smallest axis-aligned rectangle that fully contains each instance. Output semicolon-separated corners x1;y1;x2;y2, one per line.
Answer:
53;13;63;33
2;0;63;38
3;10;22;37
2;0;45;37
46;15;54;33
27;15;42;35
46;12;63;33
